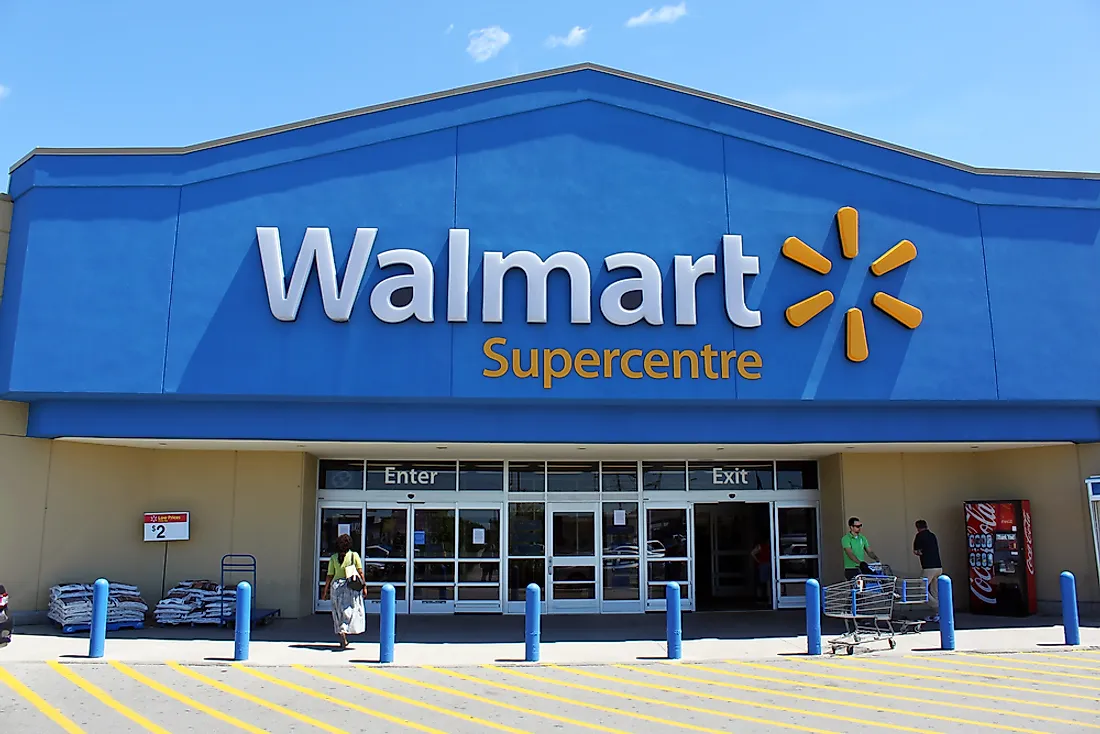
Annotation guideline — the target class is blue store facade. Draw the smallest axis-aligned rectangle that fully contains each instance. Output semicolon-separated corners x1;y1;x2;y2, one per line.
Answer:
1;64;1099;618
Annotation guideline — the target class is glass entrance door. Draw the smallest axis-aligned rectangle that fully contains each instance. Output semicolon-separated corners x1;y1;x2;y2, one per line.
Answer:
363;506;410;615
411;506;457;614
547;503;599;613
457;506;502;613
773;502;821;608
316;503;365;613
644;504;693;612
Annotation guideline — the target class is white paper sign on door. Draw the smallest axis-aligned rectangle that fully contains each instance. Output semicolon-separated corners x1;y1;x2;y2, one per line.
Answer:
472;528;486;545
613;510;627;526
337;523;351;537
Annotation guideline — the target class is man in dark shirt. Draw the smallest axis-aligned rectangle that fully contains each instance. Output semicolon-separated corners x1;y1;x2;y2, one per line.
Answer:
913;520;942;622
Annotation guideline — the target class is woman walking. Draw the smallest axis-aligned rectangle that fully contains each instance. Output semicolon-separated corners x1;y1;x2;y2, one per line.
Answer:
322;533;367;649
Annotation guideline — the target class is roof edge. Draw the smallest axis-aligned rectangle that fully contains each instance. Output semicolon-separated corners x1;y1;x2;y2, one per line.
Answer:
9;62;1100;180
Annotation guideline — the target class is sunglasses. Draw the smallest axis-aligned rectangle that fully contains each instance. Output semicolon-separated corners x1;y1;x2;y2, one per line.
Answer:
851;524;863;528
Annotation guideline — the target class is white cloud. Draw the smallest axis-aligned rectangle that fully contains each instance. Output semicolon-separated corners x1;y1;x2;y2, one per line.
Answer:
626;2;687;27
445;24;454;35
467;26;511;62
0;84;9;100
546;26;589;49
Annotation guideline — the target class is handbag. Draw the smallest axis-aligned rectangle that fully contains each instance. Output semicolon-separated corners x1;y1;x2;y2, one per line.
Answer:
345;555;365;592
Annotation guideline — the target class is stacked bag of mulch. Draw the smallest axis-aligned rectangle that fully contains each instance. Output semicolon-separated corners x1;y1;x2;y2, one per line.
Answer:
154;580;236;625
47;583;149;629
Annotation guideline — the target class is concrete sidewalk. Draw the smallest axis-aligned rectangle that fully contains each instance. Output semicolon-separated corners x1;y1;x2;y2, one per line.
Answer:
2;611;1096;665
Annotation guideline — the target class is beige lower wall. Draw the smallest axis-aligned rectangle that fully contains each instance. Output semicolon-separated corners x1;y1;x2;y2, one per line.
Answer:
837;445;1100;612
5;426;1099;619
0;437;312;618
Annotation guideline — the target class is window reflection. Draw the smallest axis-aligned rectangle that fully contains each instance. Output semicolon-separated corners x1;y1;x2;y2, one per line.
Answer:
508;462;545;492
601;462;639;493
642;462;686;491
602;503;639;555
646;509;688;557
546;462;599;492
508;503;545;557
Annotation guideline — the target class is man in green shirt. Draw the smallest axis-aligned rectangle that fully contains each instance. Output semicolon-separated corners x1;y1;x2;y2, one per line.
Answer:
842;516;880;580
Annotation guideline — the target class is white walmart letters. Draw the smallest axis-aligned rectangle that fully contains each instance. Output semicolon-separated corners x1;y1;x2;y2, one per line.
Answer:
256;227;761;328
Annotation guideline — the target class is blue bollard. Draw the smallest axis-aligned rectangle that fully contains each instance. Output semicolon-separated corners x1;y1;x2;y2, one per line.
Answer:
380;583;396;664
806;579;822;656
234;581;251;662
938;575;955;651
89;578;109;659
525;583;541;662
1061;571;1080;646
666;582;682;660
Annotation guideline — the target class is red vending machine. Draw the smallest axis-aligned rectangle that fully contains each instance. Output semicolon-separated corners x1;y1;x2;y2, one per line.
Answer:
964;500;1037;616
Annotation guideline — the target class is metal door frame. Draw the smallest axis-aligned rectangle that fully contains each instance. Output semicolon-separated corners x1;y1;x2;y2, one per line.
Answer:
546;501;601;614
643;500;695;612
314;500;367;614
772;500;822;609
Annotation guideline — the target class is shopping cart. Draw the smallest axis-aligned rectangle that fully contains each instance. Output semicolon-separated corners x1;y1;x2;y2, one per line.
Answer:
867;563;929;635
823;571;899;654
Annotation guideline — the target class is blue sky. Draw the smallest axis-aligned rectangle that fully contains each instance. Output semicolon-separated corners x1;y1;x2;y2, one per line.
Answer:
2;1;1099;179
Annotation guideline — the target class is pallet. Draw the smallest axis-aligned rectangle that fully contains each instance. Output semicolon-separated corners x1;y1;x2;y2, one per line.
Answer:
57;620;145;635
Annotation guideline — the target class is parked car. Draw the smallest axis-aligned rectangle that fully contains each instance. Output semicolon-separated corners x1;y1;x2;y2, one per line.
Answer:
0;584;11;647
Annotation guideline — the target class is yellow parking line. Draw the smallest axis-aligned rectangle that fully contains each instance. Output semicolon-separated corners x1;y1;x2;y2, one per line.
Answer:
551;665;939;734
625;663;1067;733
47;662;169;734
821;658;1100;695
295;665;530;734
234;664;445;734
963;653;1100;672
800;658;1100;702
485;665;849;734
909;655;1100;686
110;661;267;734
362;666;630;734
720;659;1100;719
432;666;777;734
0;665;85;734
166;662;346;734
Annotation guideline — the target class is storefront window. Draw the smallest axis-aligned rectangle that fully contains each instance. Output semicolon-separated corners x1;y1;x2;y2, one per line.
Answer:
689;462;774;490
642;462;686;491
318;460;365;491
602;503;639;555
508;503;545;557
366;462;457;491
458;461;505;491
459;509;500;558
778;507;818;556
601;462;639;493
546;462;599;493
508;462;545;493
319;508;363;558
776;461;819;490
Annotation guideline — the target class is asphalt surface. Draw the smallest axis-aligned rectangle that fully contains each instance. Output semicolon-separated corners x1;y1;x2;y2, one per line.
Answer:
2;650;1099;733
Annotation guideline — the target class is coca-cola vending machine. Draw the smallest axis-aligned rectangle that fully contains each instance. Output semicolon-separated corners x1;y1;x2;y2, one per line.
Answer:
964;500;1037;616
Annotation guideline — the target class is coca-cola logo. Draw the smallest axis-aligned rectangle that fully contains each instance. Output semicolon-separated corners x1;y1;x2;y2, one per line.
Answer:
966;502;996;535
1023;510;1034;575
966;503;997;605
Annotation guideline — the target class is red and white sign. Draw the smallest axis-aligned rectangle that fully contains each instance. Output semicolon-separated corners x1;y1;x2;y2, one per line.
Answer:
143;512;190;542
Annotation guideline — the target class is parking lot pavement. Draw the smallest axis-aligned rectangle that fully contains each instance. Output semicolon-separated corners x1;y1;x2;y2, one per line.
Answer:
2;651;1099;734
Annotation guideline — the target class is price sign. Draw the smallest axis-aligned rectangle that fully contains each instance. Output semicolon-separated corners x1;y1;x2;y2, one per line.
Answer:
143;512;190;542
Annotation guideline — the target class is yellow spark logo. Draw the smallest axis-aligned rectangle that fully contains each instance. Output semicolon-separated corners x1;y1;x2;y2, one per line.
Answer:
782;207;922;362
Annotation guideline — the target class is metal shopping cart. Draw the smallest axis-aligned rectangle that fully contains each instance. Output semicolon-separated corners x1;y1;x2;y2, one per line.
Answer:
823;564;929;654
867;563;929;635
823;572;899;654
